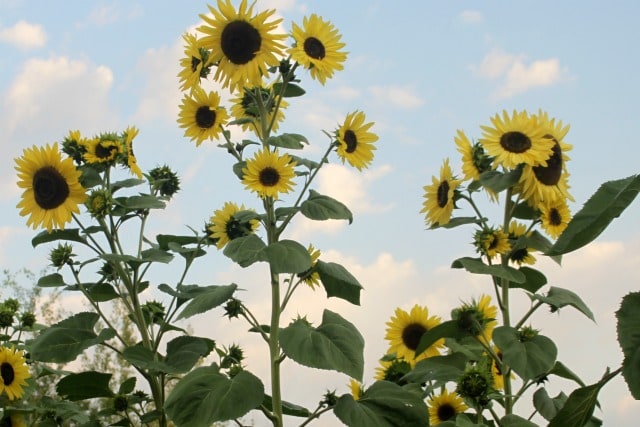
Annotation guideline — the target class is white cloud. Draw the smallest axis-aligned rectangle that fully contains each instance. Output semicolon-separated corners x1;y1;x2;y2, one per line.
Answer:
81;3;143;27
0;20;46;50
474;48;571;99
368;84;425;109
459;10;484;24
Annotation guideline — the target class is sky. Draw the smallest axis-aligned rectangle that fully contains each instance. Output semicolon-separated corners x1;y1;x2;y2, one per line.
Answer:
1;0;640;425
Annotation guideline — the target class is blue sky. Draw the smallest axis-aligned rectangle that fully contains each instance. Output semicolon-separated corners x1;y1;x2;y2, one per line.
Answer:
1;1;640;425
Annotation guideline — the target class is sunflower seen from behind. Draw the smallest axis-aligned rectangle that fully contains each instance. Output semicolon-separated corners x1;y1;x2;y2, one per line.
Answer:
335;110;378;171
230;86;288;140
198;0;286;92
0;346;31;400
208;201;260;249
178;86;229;146
242;148;297;199
385;304;444;365
452;294;498;344
427;389;468;425
289;14;347;85
15;143;87;232
421;158;462;227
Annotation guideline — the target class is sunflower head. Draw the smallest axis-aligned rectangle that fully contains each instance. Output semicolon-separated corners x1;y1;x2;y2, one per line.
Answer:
224;298;244;319
427;389;469;425
0;346;31;400
297;244;321;289
348;378;363;401
335;111;378;171
242;148;297;199
15;143;87;232
421;158;463;227
178;87;229;146
178;32;213;91
385;304;444;364
148;165;181;198
507;220;537;266
80;134;123;166
455;364;494;408
122;126;143;178
455;129;493;182
473;226;511;260
61;129;88;164
289;14;347;85
374;356;412;385
451;294;498;343
85;188;112;219
539;199;571;240
208;202;260;249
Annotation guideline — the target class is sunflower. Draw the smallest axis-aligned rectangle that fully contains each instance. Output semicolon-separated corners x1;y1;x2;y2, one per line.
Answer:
298;244;321;289
385;304;444;364
81;137;122;164
178;33;212;92
349;378;363;401
0;347;31;400
123;126;143;178
474;226;511;260
453;294;498;344
198;0;286;92
508;220;537;265
335;111;378;171
242;148;297;198
480;110;554;170
208;201;260;249
421;158;462;227
374;357;412;385
289;14;347;85
539;199;571;239
15;143;87;232
427;389;468;425
0;413;27;427
490;346;514;391
229;86;288;139
455;129;492;182
61;129;88;164
178;87;229;146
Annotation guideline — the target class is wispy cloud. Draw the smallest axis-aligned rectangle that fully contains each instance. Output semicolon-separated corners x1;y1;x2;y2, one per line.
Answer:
459;10;484;24
0;20;46;50
369;85;425;109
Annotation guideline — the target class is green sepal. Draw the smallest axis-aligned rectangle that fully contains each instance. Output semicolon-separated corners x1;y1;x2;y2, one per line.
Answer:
316;260;363;305
280;309;364;380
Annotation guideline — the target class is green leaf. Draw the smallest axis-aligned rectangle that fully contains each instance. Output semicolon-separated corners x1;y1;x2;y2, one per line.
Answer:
223;234;267;267
479;166;523;193
165;336;216;373
110;178;145;193
56;371;114;401
548;174;640;256
37;273;67;287
261;395;311;418
511;266;547;293
167;242;207;260
300;190;353;223
121;344;170;373
316;260;363;305
429;216;482;230
549;369;617;427
273;82;306;97
262;240;311;274
177;284;237;320
415;321;469;360
534;388;566;421
533;286;595;321
32;228;87;248
512;201;538;220
280;309;364;380
140;248;174;264
232;161;247;180
334;381;429;427
550;361;587;387
118;377;137;395
492;326;557;381
500;414;538;427
165;367;264;426
84;282;119;302
402;352;467;384
616;291;640;398
451;257;525;283
156;234;200;250
30;312;114;363
267;133;308;149
113;194;166;210
289;154;320;170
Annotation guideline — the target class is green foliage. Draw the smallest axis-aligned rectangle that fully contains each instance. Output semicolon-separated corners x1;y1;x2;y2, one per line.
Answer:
300;190;353;223
451;257;525;283
315;260;363;305
262;240;311;274
616;292;640;398
267;133;308;149
56;371;114;401
492;326;557;381
533;286;595;321
32;228;87;248
175;284;238;319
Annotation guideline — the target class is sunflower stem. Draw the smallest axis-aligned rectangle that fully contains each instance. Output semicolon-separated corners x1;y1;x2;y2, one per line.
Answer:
500;187;514;415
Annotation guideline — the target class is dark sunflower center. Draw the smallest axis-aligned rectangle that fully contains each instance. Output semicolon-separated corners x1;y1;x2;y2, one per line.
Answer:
196;106;216;129
303;37;326;59
437;403;456;421
533;140;562;186
225;218;251;240
488;235;498;250
95;143;117;159
33;166;71;210
510;248;528;263
401;323;427;351
259;167;280;187
0;362;15;385
344;130;357;153
221;20;261;65
548;208;562;226
500;131;531;153
191;56;202;72
437;181;450;208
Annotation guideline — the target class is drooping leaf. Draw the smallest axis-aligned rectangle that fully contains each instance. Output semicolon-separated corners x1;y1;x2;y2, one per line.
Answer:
165;336;216;373
534;388;567;421
165;367;264;426
492;326;557;381
32;228;87;248
222;234;267;267
289;154;320;170
616;291;640;398
37;273;67;288
121;344;170;373
533;286;595;321
266;133;308;149
262;240;311;274
273;82;306;97
511;266;547;293
176;284;237;320
300;190;353;224
118;377;137;395
140;248;174;264
451;257;525;283
479;166;523;193
56;371;113;401
548;174;640;256
113;194;166;210
334;381;429;427
550;361;586;387
261;395;311;418
156;234;201;250
402;352;467;384
316;260;363;305
110;178;145;193
429;216;482;230
415;320;469;360
280;310;364;380
83;282;119;302
167;241;207;260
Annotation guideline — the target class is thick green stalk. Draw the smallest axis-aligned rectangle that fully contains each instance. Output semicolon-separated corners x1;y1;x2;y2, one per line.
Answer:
501;187;513;414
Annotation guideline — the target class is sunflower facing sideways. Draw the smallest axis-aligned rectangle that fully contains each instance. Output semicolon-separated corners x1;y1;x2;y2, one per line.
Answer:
123;126;143;179
427;389;468;425
539;199;571;239
208;201;260;249
15;143;87;232
178;33;212;92
242;148;297;199
335;110;378;171
480;110;554;170
0;346;31;400
385;304;444;364
421;158;462;227
298;244;321;289
198;0;286;92
452;294;498;344
289;14;347;85
178;86;229;146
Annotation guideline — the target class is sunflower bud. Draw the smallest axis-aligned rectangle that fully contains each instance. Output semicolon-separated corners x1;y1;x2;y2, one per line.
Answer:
518;325;539;342
149;165;181;198
2;299;19;314
113;394;129;412
141;300;165;324
224;298;244;319
20;312;36;328
321;390;338;407
456;365;493;407
221;344;244;369
49;243;75;268
85;189;112;218
0;310;14;328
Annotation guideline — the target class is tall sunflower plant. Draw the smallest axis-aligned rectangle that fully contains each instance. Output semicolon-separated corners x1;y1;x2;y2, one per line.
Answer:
362;109;640;426
9;1;419;426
